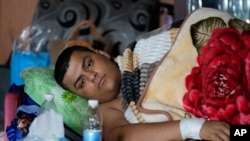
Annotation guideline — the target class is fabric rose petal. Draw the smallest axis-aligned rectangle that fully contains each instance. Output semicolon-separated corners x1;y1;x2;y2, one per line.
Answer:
183;27;250;124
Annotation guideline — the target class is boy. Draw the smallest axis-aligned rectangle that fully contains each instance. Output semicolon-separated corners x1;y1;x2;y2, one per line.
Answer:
54;45;229;141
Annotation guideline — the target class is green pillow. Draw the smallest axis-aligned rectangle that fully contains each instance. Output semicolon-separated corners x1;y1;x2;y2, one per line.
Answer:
21;67;88;135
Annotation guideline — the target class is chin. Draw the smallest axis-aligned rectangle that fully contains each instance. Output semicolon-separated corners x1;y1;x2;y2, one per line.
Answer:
99;96;115;103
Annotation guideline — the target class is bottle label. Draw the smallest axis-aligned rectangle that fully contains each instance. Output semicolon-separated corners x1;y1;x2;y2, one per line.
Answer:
83;130;102;141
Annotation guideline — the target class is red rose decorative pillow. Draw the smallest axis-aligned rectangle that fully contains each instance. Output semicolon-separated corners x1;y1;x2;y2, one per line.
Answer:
135;7;250;125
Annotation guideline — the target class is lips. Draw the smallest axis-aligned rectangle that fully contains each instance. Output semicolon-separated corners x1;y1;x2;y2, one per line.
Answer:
98;74;105;89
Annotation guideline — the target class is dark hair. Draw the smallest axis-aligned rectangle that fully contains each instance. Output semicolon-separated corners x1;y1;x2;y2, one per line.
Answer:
54;46;93;89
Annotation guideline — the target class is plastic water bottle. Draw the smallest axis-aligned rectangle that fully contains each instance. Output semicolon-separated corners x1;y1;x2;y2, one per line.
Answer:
40;94;57;114
83;100;103;141
38;94;66;141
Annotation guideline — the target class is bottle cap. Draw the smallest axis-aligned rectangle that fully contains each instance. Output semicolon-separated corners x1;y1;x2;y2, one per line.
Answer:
45;94;54;101
88;99;98;107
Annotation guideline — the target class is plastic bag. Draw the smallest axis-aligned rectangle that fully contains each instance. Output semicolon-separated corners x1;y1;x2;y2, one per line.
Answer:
23;110;65;141
10;25;59;85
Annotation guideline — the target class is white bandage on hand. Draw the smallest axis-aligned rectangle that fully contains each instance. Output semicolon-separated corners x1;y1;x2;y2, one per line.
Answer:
180;118;206;140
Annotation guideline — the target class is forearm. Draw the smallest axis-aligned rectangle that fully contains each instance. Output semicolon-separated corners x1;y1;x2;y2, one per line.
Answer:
104;121;182;141
100;100;229;141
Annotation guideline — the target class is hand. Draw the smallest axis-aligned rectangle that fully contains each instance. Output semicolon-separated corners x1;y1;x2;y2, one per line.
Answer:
200;120;230;141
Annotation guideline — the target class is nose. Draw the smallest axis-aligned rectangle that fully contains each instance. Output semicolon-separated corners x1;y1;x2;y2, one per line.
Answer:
86;71;98;82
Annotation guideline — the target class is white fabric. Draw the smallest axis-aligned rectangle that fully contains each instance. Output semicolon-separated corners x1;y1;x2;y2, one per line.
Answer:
180;118;206;140
134;26;172;67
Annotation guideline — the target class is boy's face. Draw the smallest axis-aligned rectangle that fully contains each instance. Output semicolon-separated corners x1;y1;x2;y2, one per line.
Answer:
62;50;121;103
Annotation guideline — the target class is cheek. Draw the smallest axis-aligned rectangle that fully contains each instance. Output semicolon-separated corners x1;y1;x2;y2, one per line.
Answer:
73;89;87;99
105;75;120;95
105;80;115;91
110;67;121;90
77;83;97;98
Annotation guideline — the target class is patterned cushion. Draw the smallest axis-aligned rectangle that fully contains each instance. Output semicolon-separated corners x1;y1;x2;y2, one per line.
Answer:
21;67;88;135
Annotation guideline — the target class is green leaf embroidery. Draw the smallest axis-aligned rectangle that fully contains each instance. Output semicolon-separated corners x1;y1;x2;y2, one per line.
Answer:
191;17;227;53
229;18;250;32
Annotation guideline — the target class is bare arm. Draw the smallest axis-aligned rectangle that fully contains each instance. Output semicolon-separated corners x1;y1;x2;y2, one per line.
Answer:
100;102;181;141
100;99;230;141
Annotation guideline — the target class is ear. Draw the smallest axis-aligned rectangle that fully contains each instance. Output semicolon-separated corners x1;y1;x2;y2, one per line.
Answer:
94;49;110;58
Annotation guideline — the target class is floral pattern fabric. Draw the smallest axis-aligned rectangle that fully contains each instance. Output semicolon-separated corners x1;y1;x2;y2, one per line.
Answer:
183;27;250;124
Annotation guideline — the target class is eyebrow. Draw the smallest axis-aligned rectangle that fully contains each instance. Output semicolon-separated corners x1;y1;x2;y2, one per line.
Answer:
73;56;87;88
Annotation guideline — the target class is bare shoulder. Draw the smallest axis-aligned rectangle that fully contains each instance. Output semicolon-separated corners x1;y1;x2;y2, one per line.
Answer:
100;97;129;140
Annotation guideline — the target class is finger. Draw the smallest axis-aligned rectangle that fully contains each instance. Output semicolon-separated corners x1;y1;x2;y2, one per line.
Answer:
210;133;225;141
222;122;230;128
218;131;230;141
221;122;230;136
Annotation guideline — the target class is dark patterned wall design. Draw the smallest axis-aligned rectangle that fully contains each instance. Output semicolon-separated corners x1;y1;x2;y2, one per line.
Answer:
30;0;160;57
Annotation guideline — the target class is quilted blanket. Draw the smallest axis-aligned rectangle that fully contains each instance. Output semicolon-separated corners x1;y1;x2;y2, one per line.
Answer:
116;25;180;123
117;8;250;124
